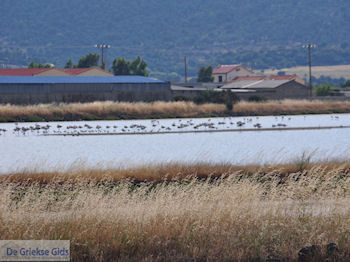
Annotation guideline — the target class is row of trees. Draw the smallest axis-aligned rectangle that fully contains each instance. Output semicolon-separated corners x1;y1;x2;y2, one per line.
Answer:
64;53;100;69
29;53;214;81
28;62;53;68
28;54;149;77
64;54;149;76
112;56;148;76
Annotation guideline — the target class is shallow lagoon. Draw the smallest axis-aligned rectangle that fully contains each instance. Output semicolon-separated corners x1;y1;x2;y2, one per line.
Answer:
1;114;350;174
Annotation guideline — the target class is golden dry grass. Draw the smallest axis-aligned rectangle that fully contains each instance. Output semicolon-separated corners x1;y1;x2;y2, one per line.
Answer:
234;99;350;114
264;64;350;79
1;162;350;261
2;161;350;185
1;100;350;122
0;101;226;121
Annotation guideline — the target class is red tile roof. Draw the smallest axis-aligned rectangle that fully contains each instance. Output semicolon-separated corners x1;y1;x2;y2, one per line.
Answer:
230;75;298;82
213;65;255;74
213;65;240;74
0;67;113;77
230;76;266;82
269;75;297;80
0;68;51;76
57;67;113;75
58;68;93;75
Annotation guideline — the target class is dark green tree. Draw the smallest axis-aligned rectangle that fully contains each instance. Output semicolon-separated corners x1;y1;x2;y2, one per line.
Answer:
223;89;240;111
197;66;214;82
28;61;52;68
28;61;36;68
129;56;148;76
77;53;99;68
112;56;148;76
193;89;240;110
112;58;130;75
64;59;74;69
341;79;350;88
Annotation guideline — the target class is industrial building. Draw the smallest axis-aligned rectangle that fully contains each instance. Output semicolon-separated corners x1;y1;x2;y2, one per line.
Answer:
220;75;308;100
0;76;171;104
171;75;308;100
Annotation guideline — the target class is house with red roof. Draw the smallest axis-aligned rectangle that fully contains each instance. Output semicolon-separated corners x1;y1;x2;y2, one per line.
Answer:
212;65;256;83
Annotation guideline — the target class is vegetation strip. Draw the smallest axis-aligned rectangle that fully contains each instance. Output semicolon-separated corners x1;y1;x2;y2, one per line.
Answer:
42;125;350;136
1;100;350;123
1;161;350;261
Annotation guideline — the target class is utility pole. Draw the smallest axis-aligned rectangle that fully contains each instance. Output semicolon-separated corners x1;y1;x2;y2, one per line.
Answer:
94;44;111;69
302;44;316;99
184;56;188;83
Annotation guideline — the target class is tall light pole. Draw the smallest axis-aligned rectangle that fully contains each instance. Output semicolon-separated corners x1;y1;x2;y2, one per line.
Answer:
302;44;316;98
184;56;188;83
94;44;111;69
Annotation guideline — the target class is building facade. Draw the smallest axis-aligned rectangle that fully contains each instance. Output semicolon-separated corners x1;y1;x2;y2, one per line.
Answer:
212;65;256;83
171;75;308;101
0;76;171;104
221;78;309;100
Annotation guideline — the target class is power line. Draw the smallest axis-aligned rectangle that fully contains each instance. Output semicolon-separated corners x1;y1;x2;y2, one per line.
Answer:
94;44;110;68
302;44;316;99
8;45;94;49
4;44;219;54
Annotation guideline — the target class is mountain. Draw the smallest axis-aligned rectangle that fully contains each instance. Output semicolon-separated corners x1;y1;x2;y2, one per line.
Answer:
1;0;350;80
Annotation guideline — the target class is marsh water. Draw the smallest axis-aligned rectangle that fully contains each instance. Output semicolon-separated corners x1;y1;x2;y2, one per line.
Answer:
1;113;350;174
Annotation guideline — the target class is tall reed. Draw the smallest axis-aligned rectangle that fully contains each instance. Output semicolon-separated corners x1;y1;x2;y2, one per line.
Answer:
1;163;350;261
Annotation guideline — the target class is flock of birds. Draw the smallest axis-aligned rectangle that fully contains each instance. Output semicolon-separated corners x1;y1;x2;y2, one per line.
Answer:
0;115;342;137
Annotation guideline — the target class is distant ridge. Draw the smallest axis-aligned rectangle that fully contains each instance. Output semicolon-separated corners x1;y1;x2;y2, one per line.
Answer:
1;0;349;79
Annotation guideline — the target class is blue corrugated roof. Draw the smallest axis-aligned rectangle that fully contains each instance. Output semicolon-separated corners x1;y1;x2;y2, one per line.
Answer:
0;76;166;84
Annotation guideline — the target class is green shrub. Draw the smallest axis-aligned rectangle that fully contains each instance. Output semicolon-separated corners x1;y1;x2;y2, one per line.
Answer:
315;85;333;96
248;96;267;102
225;101;233;111
193;89;240;105
341;79;350;88
173;96;190;102
26;115;43;122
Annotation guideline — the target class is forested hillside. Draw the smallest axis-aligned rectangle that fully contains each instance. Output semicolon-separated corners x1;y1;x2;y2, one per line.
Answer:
1;0;349;80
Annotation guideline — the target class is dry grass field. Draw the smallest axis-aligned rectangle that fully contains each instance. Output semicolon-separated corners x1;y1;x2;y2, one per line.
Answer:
1;100;350;122
1;162;350;261
264;64;350;80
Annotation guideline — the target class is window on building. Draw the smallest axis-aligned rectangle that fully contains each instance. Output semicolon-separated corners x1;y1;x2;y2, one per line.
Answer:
218;76;222;82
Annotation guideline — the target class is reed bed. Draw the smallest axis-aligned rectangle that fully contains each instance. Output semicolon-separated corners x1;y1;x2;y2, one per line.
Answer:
1;162;350;261
234;99;350;114
0;101;225;121
3;161;350;185
1;100;350;122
